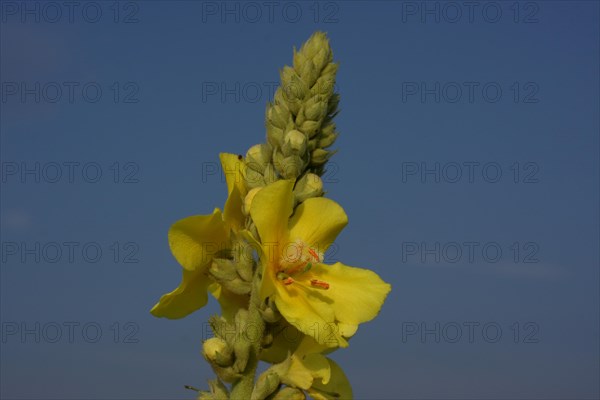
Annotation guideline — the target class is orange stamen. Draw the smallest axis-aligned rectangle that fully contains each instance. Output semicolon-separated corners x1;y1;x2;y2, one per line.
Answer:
310;279;330;290
283;277;295;285
307;247;320;262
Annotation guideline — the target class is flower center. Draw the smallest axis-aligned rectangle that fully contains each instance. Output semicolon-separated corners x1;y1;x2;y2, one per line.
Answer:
276;239;329;290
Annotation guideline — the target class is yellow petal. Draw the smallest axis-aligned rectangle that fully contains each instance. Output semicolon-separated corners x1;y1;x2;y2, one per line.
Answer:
274;262;391;347
251;180;295;300
278;334;331;390
168;209;228;271
281;356;314;390
288;197;348;253
301;353;331;385
219;153;246;197
308;359;353;400
294;334;332;357
337;323;358;339
220;153;246;230
273;281;347;348
310;262;391;327
250;180;295;245
150;269;211;319
283;352;331;390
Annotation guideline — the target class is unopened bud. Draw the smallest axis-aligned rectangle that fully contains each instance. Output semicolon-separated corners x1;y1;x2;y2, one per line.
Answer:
233;340;251;374
203;338;233;367
299;120;321;137
299;59;319;88
283;130;307;155
234;248;254;282
221;277;252;295
259;297;281;323
275;155;304;179
294;173;324;203
310;148;331;166
263;164;278;184
210;259;238;282
268;104;290;129
267;124;285;147
318;131;338;149
246;144;272;174
210;259;251;295
251;371;280;400
303;96;327;122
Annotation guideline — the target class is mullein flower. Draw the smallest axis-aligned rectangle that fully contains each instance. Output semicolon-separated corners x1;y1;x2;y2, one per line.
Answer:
255;335;352;400
247;180;391;347
153;33;390;398
150;153;247;319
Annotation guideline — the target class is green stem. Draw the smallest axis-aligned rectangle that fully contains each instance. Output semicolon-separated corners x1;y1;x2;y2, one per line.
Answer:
230;275;264;399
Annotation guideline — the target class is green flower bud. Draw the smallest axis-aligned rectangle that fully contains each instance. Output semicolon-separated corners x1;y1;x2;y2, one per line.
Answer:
244;167;266;189
273;88;287;107
280;78;307;114
294;173;323;203
320;122;335;136
327;93;340;114
233;340;251;374
221;277;252;295
267;124;285;148
210;259;238;282
259;307;281;324
251;371;280;400
263;164;278;184
283;130;307;156
259;297;281;323
246;144;272;174
210;259;251;295
209;259;237;281
318;130;338;149
203;338;233;368
299;120;321;138
268;104;290;129
232;242;254;282
320;61;338;80
280;66;299;88
293;48;307;72
312;46;332;73
298;59;319;88
310;148;331;166
311;75;335;97
303;96;327;122
297;32;332;70
275;155;304;179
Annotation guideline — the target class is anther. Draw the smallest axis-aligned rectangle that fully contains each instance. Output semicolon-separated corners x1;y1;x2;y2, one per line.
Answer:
307;247;320;262
283;277;294;285
310;279;329;290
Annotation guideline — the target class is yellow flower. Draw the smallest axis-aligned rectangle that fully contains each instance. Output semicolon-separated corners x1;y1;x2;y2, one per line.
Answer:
150;153;247;319
307;358;352;400
276;336;353;400
248;180;391;347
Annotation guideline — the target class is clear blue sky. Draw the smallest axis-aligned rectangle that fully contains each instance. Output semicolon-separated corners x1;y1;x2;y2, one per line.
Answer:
1;1;599;399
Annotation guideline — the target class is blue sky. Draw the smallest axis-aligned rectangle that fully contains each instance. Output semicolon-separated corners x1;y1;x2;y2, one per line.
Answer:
1;1;599;399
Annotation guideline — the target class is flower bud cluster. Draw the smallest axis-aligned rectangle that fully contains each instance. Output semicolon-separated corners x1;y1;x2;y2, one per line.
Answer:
265;32;339;179
241;32;338;209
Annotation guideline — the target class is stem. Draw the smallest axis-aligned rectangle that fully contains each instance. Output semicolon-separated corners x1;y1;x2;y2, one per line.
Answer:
230;275;264;399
